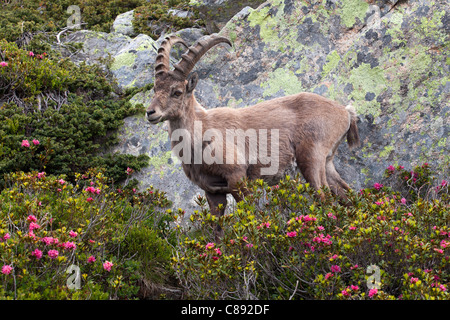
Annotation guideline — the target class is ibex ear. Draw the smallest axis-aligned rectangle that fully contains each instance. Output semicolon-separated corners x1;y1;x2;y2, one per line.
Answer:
186;72;198;94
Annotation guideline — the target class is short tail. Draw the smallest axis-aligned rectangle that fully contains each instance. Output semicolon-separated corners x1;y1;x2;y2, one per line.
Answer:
345;104;360;149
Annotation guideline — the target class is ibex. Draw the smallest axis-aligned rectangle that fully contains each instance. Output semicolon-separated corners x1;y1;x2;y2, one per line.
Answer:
147;34;360;237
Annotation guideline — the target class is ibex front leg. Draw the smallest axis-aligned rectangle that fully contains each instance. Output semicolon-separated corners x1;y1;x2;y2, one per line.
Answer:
205;191;227;241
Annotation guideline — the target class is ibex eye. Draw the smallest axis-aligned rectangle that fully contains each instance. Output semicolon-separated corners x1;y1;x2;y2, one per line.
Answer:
172;90;183;97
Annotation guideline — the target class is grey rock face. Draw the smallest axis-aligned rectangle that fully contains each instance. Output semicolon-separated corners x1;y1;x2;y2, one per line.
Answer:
190;0;266;33
111;10;136;37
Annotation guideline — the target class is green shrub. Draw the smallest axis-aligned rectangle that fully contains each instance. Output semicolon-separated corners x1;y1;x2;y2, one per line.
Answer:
0;0;147;45
133;0;204;40
0;39;148;187
0;170;174;299
173;168;449;300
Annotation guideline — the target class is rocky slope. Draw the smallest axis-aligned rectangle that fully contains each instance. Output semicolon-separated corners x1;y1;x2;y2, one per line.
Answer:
63;0;449;215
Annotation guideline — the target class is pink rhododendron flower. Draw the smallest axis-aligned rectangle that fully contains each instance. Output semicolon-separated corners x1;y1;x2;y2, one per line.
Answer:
387;165;395;173
29;222;40;231
69;230;78;238
31;249;43;260
21;140;30;147
331;265;341;273
327;212;337;220
86;197;94;203
85;186;101;194
341;289;350;297
1;265;12;275
401;198;407;204
48;250;59;259
351;285;359;291
0;61;8;67
27;215;37;222
32;139;40;145
349;226;357;230
2;233;10;241
87;256;96;263
246;243;254;248
58;179;65;184
205;242;215;249
37;172;45;179
62;241;76;250
410;277;419;284
368;288;378;298
324;272;333;280
373;183;383;190
214;248;222;256
103;261;113;272
28;51;34;57
42;236;58;245
287;231;297;237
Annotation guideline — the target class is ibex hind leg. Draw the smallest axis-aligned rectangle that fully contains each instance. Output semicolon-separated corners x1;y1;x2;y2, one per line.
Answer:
325;159;352;205
295;145;329;201
205;191;227;241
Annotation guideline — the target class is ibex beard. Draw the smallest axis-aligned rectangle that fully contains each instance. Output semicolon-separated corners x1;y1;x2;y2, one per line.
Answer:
171;121;280;176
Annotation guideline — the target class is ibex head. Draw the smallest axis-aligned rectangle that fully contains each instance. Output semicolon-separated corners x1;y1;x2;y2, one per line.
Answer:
146;34;231;124
147;35;231;124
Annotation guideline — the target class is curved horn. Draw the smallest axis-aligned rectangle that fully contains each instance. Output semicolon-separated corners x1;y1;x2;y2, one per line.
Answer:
171;34;232;80
154;35;188;78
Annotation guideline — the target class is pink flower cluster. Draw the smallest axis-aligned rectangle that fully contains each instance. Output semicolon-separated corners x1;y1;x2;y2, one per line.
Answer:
341;285;359;297
1;265;13;275
286;231;297;238
31;249;43;260
373;183;383;190
69;230;78;238
327;212;337;220
330;265;341;273
312;233;332;246
42;236;59;245
85;186;101;194
48;250;59;259
62;241;76;250
257;221;271;229
0;61;8;67
368;288;378;298
21;139;40;148
103;261;113;272
1;233;10;242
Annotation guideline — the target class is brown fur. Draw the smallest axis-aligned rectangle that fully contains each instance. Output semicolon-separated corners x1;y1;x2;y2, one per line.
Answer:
147;35;361;238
